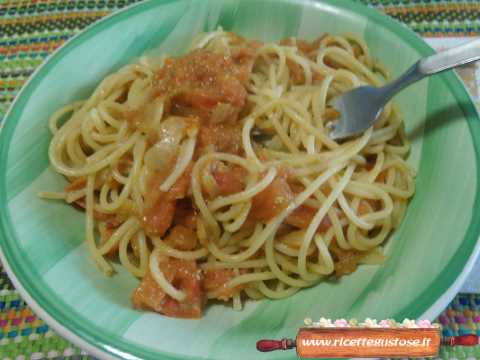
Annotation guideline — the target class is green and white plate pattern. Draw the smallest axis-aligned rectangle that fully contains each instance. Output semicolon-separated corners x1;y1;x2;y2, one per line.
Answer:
1;0;480;359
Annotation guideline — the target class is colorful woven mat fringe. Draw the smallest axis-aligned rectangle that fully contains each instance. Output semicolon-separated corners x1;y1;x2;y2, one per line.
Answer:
359;0;480;37
438;294;480;359
1;0;480;359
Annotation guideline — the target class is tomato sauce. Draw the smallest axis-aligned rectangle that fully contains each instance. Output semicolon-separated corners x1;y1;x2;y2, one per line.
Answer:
203;268;245;301
250;172;294;221
133;257;203;318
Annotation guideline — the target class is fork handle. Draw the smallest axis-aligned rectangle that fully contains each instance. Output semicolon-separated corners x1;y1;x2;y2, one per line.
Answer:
382;38;480;102
419;38;480;75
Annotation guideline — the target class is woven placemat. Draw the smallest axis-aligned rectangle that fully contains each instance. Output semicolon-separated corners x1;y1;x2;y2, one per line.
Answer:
363;0;480;37
437;294;480;359
1;1;480;359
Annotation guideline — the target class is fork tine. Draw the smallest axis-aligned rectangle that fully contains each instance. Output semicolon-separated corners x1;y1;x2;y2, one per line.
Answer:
327;85;384;140
328;97;354;140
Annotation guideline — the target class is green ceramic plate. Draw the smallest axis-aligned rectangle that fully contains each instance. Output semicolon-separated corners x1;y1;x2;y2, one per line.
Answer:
1;0;480;359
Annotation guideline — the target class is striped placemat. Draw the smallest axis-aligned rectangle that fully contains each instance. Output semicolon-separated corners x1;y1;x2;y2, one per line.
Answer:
363;0;480;37
1;1;480;359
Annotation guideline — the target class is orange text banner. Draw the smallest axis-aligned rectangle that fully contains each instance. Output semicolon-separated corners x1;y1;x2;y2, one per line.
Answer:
296;327;440;358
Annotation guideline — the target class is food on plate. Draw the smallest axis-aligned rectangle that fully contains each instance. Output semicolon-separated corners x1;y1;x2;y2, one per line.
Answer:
41;29;415;318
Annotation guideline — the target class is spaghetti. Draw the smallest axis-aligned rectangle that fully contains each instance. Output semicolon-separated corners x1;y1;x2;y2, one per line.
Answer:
40;30;415;318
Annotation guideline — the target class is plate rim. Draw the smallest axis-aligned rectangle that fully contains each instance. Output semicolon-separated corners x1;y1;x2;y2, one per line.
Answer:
1;0;479;359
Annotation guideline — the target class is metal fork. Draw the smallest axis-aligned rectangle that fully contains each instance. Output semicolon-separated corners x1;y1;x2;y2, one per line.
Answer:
329;39;480;140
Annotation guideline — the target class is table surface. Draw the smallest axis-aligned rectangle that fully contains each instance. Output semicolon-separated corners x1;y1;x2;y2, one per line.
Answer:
1;0;480;359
